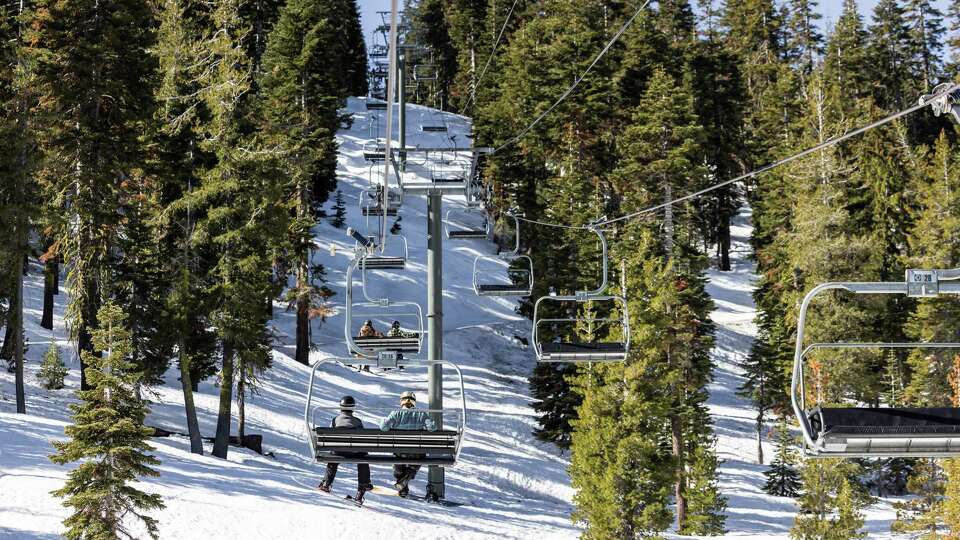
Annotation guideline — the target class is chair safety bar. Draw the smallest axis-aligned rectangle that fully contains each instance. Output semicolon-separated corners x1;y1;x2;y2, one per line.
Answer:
791;269;960;457
303;357;468;466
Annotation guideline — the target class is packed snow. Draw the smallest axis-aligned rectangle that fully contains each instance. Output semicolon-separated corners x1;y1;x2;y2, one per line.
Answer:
0;98;909;539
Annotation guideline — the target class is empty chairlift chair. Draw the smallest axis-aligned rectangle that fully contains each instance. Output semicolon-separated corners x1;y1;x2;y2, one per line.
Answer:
473;213;534;297
360;187;399;217
444;207;489;240
358;235;408;271
532;225;630;362
792;269;960;457
304;357;467;466
362;140;386;162
344;254;423;357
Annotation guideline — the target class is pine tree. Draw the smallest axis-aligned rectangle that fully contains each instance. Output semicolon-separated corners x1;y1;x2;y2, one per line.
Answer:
904;133;960;406
905;0;946;93
604;68;723;534
791;459;868;540
763;417;801;497
50;303;164;539
947;0;960;78
152;0;220;456
823;0;871;101
38;342;67;390
331;189;347;228
867;0;913;110
0;0;35;413
684;440;728;535
31;0;156;391
892;458;946;538
260;0;345;366
569;351;674;538
185;0;284;459
785;0;823;78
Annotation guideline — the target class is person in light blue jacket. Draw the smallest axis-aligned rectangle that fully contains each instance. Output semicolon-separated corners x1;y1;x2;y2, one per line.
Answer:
381;391;436;497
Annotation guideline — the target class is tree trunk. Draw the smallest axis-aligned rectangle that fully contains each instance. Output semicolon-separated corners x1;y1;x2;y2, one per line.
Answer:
719;195;731;271
52;257;59;295
295;250;310;364
671;412;686;531
179;346;204;455
13;250;25;414
41;257;55;330
237;356;245;441
212;341;234;459
755;413;764;465
0;309;14;363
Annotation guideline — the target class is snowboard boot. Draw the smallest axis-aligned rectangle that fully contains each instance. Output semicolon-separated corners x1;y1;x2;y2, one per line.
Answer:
353;488;367;506
394;480;409;498
318;482;331;493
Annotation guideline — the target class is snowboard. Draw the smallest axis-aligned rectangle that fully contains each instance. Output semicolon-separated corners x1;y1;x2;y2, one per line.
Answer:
367;486;465;507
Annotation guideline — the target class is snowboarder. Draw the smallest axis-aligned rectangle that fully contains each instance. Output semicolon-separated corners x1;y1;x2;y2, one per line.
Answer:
380;391;437;497
385;320;412;338
318;396;374;503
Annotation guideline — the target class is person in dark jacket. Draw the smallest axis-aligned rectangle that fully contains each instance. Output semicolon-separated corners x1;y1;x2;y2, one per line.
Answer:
319;396;374;500
381;391;437;497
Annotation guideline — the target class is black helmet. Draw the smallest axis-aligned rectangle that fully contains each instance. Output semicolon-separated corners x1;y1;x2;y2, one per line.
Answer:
340;396;356;409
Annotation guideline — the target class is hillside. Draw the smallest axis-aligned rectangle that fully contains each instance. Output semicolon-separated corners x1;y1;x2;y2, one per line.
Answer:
0;99;908;539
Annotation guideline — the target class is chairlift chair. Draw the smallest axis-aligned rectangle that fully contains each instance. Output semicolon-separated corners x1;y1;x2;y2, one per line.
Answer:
305;357;466;466
473;213;534;297
358;235;408;271
366;101;387;111
421;125;448;133
444;207;489;240
532;225;630;362
792;268;960;457
362;140;386;162
345;255;424;357
359;187;399;217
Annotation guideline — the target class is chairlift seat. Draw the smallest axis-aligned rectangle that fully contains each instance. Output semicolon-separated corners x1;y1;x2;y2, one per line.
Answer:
361;206;398;216
360;257;405;270
366;102;387;111
447;229;487;239
539;342;628;362
433;176;465;184
363;151;386;162
353;335;421;353
313;428;457;465
476;284;530;296
808;407;960;455
422;125;448;132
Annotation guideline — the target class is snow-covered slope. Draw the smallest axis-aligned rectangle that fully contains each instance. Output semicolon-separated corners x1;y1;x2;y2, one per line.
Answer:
0;99;907;539
0;97;578;540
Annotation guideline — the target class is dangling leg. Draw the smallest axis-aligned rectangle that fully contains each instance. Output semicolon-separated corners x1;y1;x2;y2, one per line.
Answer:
319;462;338;492
357;463;373;492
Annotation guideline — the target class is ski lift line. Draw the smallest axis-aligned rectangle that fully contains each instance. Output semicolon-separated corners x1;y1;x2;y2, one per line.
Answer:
501;82;960;232
465;0;522;113
492;0;654;154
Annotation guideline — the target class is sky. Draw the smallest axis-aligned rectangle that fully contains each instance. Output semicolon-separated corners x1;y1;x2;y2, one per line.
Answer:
358;0;953;50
